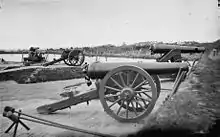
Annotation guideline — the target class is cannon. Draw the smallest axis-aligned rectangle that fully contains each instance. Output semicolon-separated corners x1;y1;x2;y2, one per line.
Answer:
22;47;48;66
37;61;189;122
150;44;205;62
43;49;85;66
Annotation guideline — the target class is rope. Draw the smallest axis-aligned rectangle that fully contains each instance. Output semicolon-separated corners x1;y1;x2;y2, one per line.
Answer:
3;108;116;137
20;116;114;137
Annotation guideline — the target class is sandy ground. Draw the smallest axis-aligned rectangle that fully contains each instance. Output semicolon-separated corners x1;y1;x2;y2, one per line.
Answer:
0;78;174;137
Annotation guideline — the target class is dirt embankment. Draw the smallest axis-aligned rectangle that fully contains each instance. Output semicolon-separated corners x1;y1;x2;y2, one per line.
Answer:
0;66;84;84
125;45;220;137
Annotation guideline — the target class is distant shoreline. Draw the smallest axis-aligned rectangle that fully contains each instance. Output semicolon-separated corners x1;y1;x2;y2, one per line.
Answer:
0;51;201;61
0;51;157;60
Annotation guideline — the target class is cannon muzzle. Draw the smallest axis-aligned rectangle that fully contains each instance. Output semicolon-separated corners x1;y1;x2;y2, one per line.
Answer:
87;61;189;79
150;44;205;54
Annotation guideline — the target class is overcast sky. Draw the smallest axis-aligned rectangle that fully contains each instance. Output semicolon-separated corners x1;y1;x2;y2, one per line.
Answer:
0;0;219;49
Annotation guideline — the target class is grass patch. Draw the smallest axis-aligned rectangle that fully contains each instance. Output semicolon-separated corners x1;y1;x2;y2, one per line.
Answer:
126;42;220;137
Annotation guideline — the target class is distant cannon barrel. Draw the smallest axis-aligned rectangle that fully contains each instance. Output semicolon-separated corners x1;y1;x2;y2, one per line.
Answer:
87;62;189;79
43;57;64;66
150;44;205;54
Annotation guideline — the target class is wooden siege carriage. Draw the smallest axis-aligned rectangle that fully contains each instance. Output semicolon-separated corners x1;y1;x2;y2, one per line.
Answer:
22;47;85;66
37;61;189;122
2;44;206;137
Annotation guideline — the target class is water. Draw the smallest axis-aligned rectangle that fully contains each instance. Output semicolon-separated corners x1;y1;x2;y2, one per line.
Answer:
0;54;156;64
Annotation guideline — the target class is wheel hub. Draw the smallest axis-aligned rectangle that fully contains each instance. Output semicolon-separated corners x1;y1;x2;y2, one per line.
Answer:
120;87;135;101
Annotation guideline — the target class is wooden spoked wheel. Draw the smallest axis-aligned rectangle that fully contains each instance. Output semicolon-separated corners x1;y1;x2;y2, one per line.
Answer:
99;65;157;122
151;75;161;98
108;74;161;112
62;50;72;66
68;50;85;66
63;58;72;66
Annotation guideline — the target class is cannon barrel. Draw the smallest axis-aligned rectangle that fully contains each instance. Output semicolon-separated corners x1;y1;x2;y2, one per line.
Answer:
150;44;205;54
87;62;189;79
42;57;64;66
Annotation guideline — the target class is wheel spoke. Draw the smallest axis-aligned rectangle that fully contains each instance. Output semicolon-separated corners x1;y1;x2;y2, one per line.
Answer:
126;101;130;118
138;93;148;107
136;100;138;108
130;101;138;116
109;98;122;108
142;76;148;83
119;72;126;87
131;73;139;88
135;89;151;93
134;80;147;90
135;95;151;102
133;98;145;110
104;86;122;92
116;100;124;115
104;94;120;99
127;71;130;86
142;92;152;100
110;77;123;89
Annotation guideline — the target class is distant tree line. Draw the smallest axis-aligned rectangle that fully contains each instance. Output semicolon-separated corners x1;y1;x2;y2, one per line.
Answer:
1;40;219;59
